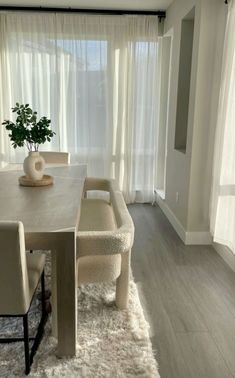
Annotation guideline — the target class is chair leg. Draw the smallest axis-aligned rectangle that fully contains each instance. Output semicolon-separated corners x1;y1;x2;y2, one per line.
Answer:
115;250;131;310
41;271;46;317
1;272;48;375
29;270;48;369
23;314;30;375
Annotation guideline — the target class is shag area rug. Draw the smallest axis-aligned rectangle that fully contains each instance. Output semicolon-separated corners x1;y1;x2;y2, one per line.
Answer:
0;255;159;378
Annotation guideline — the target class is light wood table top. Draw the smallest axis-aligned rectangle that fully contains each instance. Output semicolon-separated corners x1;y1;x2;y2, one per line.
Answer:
0;164;86;357
0;166;86;233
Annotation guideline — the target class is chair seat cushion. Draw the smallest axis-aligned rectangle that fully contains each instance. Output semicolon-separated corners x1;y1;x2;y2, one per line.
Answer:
78;198;116;232
26;253;46;300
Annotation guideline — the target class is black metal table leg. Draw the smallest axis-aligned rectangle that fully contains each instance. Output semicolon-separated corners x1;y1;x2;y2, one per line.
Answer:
23;314;30;375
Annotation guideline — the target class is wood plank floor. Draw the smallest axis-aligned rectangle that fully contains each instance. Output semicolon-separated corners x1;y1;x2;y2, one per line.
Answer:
129;204;235;378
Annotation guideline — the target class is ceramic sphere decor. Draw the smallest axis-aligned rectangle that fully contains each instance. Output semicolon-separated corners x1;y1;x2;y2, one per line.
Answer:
2;103;56;184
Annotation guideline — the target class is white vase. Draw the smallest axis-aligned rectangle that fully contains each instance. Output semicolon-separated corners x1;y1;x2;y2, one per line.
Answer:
23;151;45;181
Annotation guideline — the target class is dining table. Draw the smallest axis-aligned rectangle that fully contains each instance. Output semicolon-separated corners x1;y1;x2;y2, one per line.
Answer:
0;164;87;357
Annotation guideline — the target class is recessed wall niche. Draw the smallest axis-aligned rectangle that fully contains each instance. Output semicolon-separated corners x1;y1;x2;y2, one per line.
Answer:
174;7;195;153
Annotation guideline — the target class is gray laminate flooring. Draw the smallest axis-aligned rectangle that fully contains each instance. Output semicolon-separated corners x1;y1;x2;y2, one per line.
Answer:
129;203;235;378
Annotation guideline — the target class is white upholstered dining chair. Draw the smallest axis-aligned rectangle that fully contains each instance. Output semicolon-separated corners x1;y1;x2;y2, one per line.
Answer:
39;151;70;164
0;221;48;375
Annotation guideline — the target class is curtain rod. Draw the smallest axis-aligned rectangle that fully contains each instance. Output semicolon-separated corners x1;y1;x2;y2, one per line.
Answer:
0;6;166;21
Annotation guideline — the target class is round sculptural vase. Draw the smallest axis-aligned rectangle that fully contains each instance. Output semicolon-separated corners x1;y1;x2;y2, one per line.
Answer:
23;151;45;181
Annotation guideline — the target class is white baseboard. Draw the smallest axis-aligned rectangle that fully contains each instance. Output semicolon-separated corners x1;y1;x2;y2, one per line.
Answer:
154;188;166;200
156;195;212;245
213;242;235;273
185;232;212;245
156;195;186;243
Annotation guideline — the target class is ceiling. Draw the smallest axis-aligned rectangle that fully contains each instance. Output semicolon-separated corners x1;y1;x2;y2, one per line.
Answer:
0;0;173;11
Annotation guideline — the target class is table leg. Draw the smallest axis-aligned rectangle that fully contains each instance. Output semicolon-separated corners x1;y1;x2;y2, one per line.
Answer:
56;232;77;357
51;249;57;338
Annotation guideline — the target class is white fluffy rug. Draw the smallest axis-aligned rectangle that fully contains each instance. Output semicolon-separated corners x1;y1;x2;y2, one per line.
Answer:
0;261;159;377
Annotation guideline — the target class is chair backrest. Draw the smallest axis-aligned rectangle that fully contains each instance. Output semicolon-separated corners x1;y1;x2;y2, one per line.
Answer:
0;221;30;315
39;151;70;164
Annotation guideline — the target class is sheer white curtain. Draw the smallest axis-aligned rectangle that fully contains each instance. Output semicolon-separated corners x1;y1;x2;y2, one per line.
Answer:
210;0;235;251
0;12;159;202
155;36;172;199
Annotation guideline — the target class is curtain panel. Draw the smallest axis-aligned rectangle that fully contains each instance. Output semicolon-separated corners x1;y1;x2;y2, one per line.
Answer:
0;12;159;203
210;0;235;251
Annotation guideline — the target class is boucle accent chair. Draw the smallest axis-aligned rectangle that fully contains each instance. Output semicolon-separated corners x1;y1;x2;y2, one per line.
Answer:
77;178;135;309
0;221;48;375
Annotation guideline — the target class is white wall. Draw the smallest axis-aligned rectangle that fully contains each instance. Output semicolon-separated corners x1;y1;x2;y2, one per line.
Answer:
159;0;227;243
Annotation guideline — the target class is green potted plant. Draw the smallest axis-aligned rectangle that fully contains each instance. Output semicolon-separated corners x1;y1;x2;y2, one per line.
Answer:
2;103;55;180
